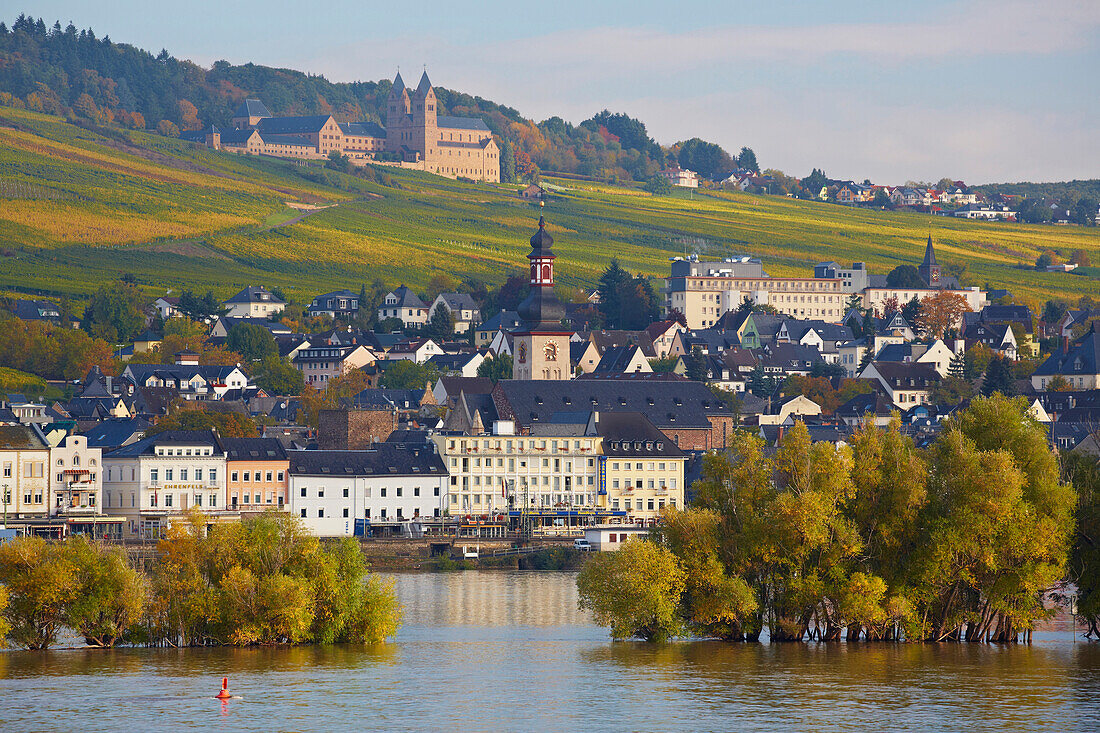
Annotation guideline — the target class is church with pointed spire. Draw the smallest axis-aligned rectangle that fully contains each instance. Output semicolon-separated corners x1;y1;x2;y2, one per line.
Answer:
190;70;499;182
513;217;572;381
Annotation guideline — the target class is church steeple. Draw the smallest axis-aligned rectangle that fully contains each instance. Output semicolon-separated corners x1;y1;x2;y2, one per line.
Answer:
513;218;571;381
416;70;433;96
919;233;941;287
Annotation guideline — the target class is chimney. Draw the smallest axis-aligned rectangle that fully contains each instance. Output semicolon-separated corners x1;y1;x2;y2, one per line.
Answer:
1062;336;1069;355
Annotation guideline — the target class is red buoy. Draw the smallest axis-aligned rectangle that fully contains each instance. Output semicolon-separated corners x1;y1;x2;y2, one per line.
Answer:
216;677;232;699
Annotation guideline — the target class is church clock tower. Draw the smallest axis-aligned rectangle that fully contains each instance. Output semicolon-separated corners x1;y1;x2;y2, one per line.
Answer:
513;217;571;381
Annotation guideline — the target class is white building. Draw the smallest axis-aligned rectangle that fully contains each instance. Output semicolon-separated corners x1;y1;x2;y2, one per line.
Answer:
48;433;113;536
378;285;429;327
222;285;286;319
0;425;50;525
660;167;699;188
101;430;233;538
288;445;447;537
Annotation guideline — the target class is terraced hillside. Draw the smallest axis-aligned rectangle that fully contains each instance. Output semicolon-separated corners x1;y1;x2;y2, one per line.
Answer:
1;108;1097;308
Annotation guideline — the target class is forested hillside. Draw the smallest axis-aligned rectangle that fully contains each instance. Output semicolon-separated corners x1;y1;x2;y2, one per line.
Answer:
0;14;756;184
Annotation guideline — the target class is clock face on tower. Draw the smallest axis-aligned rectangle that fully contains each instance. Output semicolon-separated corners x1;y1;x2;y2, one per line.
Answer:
544;341;558;361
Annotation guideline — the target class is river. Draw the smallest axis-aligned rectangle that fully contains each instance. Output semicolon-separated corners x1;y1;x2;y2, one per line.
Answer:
1;571;1098;732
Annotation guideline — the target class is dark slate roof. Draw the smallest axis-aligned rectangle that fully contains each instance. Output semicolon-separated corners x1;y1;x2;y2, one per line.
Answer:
594;412;685;457
105;429;221;458
352;389;425;410
220;128;259;145
224;286;285;305
780;320;853;344
256;115;332;135
233;99;271;118
1034;331;1100;377
478;310;523;333
495;379;731;431
11;299;60;321
592;345;648;374
219;437;288;461
339;121;386;137
288;444;445;477
438;377;494;398
436;116;491;132
258;133;314;147
836;392;895;418
868;361;941;387
436;293;480;312
179;129;206;143
123;364;242;384
79;419;150;448
387;285;426;309
756;343;823;370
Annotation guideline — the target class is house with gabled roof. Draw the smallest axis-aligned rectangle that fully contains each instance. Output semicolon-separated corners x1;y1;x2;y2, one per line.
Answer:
379;285;429;328
1031;327;1100;391
429;293;482;333
222;286;286;319
859;361;941;409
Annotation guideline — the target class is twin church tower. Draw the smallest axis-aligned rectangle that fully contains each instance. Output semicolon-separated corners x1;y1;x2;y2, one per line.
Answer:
512;218;571;381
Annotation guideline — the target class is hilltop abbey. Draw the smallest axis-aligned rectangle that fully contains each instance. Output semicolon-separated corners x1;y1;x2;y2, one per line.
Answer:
181;71;500;182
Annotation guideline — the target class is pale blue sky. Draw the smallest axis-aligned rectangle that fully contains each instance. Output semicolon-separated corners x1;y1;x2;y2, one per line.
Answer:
24;0;1100;183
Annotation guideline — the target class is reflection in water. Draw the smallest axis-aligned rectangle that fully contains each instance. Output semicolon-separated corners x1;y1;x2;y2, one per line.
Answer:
0;571;1098;733
396;570;590;627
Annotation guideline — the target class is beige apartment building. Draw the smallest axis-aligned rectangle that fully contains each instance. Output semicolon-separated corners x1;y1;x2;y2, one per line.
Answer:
433;412;685;527
0;425;50;523
665;257;845;329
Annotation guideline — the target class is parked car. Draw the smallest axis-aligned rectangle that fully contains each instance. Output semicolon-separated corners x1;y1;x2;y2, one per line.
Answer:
573;538;593;552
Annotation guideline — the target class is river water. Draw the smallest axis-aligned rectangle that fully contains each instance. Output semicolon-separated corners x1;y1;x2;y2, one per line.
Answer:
2;571;1098;732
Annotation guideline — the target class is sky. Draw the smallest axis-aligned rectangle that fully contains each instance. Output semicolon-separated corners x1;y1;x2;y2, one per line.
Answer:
25;0;1100;183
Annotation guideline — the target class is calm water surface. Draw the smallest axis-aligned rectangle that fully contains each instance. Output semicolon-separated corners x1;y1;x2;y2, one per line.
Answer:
2;571;1099;732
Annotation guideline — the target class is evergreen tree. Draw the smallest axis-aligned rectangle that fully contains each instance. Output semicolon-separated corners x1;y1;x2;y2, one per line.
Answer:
981;354;1017;397
685;347;708;382
947;352;967;379
498;138;516;184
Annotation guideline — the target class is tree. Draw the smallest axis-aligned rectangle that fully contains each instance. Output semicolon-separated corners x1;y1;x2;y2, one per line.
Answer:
254;356;304;395
476;354;513;383
886;265;925;288
901;297;923;328
423;303;455;341
82;280;147;343
1064;451;1100;637
177;290;225;321
930;376;974;405
380;359;441;390
498;138;516;183
801;168;828;196
1070;249;1092;266
156;119;179;137
1072;198;1097;227
964;343;994;380
423;274;459;304
226;323;277;363
1035;252;1055;270
1042;299;1070;325
0;536;78;649
1045;375;1072;392
596;260;632;328
737;146;759;174
676;137;735;180
684;346;708;382
325;150;351;173
658;508;757;639
63;537;147;647
145;406;258;437
576;538;685;641
917;292;971;339
644;174;672;195
981;354;1016;397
